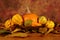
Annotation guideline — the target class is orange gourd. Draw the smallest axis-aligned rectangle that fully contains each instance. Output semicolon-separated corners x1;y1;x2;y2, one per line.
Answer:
23;13;38;26
23;7;41;27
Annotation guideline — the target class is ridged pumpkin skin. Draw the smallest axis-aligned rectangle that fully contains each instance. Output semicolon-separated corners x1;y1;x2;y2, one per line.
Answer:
4;19;14;29
46;20;55;29
39;16;47;24
12;14;23;25
23;13;41;27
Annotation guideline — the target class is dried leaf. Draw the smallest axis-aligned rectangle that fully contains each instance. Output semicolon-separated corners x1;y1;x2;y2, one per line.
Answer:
0;29;10;34
6;32;29;38
39;27;47;33
45;28;54;35
11;28;21;33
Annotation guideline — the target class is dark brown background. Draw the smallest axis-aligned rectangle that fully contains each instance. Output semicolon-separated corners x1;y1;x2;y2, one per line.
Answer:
0;0;60;23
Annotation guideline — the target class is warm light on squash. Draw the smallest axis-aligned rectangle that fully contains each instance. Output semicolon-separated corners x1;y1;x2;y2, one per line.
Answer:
39;16;47;24
4;19;14;29
23;13;41;27
12;14;23;25
46;20;55;29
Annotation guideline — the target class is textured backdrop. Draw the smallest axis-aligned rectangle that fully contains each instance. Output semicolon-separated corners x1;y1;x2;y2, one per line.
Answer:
0;0;60;23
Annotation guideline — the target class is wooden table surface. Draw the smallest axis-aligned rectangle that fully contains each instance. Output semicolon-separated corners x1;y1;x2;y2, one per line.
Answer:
0;33;60;40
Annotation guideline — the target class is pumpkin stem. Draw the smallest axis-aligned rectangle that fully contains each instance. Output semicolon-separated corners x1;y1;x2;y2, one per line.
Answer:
26;6;31;13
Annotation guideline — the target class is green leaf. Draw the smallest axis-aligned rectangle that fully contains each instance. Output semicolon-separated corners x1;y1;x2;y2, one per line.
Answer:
24;20;32;26
0;29;10;34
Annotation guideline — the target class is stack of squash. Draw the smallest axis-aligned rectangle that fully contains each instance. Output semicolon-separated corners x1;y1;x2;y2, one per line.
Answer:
3;7;59;36
4;12;55;34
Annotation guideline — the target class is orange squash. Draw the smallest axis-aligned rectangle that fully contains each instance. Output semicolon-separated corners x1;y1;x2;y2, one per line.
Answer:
23;7;41;27
23;13;41;27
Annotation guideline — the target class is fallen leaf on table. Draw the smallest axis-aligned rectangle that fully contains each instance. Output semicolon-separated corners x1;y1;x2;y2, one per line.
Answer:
11;28;21;33
0;29;10;34
39;27;48;33
6;32;29;38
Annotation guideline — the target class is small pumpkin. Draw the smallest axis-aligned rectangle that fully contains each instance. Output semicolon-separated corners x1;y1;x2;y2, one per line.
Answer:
39;16;47;24
46;20;55;29
12;14;23;25
44;20;55;35
4;19;14;30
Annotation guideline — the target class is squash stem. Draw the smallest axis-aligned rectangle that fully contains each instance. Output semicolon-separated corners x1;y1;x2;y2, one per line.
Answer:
26;6;31;13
